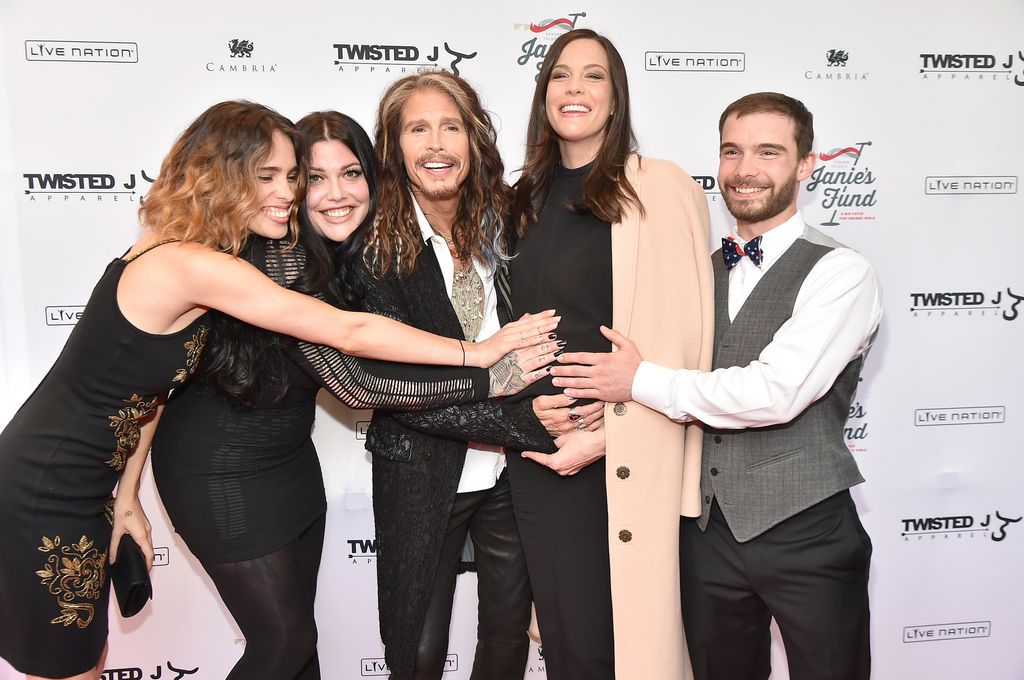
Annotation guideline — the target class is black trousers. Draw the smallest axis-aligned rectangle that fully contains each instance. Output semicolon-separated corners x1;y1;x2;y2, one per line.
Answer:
506;451;615;680
680;491;871;680
413;471;531;680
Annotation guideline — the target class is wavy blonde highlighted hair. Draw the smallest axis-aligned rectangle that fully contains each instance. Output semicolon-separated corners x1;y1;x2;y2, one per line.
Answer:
140;100;303;255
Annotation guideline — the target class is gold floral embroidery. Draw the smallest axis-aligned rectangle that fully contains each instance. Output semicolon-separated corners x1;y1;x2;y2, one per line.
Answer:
106;393;159;471
173;324;208;384
104;496;115;526
36;534;107;628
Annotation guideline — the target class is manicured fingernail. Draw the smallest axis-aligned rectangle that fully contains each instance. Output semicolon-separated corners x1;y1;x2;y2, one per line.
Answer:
547;333;557;339
556;340;567;347
554;349;564;357
545;366;552;373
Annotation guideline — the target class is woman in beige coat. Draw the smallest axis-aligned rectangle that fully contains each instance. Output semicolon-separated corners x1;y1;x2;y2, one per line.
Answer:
508;28;714;679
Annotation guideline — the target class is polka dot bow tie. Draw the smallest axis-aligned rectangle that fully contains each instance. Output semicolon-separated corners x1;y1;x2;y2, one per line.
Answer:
721;236;764;270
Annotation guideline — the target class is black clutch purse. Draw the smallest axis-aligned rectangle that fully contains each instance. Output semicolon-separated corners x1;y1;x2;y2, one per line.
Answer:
109;534;153;617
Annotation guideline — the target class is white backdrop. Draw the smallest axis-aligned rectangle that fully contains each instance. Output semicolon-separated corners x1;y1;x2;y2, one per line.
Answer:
2;1;1023;678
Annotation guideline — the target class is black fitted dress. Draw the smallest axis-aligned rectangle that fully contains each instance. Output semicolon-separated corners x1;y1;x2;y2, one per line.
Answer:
0;248;208;678
150;239;490;564
505;162;617;679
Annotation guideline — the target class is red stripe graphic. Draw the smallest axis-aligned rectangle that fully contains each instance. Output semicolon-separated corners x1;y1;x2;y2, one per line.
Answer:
531;18;574;32
819;147;861;161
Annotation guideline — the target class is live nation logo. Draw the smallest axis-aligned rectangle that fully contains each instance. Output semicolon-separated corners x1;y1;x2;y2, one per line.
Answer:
914;406;1005;427
347;537;377;564
924;175;1018;195
25;40;138;63
804;141;877;225
22;170;155;204
904;621;991;644
804;48;869;82
333;41;477;76
909;288;1023;320
645;51;745;73
205;38;277;73
361;654;458;676
45;306;85;327
920;51;1024;86
901;510;1022;543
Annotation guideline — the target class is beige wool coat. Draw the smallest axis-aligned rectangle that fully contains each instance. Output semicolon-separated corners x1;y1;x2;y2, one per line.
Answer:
604;155;713;678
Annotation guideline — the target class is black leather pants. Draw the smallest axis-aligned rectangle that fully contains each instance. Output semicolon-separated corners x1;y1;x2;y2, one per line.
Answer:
411;471;531;680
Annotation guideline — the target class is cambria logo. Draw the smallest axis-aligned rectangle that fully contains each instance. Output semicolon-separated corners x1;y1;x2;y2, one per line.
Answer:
228;39;253;58
920;51;1024;86
909;288;1022;320
206;38;277;73
332;42;477;76
901;510;1022;543
805;48;868;81
826;49;848;66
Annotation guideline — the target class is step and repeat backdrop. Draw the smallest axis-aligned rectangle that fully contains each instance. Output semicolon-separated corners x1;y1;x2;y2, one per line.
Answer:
1;1;1022;678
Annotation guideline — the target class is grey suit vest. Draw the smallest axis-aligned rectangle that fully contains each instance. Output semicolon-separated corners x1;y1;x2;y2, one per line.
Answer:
700;229;866;542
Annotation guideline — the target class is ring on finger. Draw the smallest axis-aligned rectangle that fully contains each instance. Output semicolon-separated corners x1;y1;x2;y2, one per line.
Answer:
576;419;586;430
568;406;581;422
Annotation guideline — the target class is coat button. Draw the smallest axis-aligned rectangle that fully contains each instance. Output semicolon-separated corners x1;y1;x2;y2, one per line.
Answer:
710;467;719;476
713;435;722;444
618;529;632;542
421;451;432;461
616;466;630;479
613;402;627;416
704;495;711;504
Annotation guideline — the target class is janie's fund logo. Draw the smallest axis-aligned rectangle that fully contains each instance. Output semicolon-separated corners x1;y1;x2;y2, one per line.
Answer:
513;11;587;79
804;141;877;226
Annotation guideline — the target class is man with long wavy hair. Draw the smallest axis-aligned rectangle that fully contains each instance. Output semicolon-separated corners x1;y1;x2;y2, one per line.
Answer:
360;71;555;680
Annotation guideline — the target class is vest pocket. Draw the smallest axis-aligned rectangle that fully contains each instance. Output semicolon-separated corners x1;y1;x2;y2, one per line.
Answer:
745;446;805;471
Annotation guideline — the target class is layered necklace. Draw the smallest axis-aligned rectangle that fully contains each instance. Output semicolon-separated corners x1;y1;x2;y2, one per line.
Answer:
433;228;484;342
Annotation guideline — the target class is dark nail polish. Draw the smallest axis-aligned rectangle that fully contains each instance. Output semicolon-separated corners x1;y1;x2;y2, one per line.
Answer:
554;349;564;357
556;340;567;348
547;333;557;340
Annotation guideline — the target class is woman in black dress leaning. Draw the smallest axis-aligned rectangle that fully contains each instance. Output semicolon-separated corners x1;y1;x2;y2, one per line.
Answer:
0;101;557;680
150;110;551;680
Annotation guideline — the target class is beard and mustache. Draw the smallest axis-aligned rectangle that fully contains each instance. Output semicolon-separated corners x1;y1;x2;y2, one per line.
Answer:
722;168;799;224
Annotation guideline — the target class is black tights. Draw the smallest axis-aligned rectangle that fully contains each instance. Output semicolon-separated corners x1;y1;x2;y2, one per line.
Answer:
203;514;326;680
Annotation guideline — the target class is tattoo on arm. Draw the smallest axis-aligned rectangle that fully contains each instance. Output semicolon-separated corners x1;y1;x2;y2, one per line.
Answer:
488;350;526;397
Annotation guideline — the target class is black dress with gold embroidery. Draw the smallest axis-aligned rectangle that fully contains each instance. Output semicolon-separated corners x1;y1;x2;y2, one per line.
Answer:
0;252;207;678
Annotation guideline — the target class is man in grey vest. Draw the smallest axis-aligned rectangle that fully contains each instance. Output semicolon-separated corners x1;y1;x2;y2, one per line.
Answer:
549;92;882;680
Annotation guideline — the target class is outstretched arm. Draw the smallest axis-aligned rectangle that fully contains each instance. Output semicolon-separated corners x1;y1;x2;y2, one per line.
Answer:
110;399;164;570
176;243;559;368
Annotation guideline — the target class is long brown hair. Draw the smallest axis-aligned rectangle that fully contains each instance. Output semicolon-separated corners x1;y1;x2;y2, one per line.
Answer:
512;29;642;235
368;71;511;277
140;100;303;255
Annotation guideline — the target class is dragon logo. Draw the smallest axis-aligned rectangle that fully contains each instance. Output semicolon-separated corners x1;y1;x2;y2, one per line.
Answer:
826;49;849;67
228;39;253;58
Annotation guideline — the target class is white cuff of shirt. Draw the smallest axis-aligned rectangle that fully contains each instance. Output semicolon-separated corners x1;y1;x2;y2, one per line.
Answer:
632;360;694;423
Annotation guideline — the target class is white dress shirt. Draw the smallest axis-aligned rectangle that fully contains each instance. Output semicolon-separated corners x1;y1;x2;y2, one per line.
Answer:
414;197;505;493
631;211;882;428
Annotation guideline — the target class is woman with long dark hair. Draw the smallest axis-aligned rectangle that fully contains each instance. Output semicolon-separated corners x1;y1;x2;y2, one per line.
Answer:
507;30;714;678
149;110;552;680
0;101;556;680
